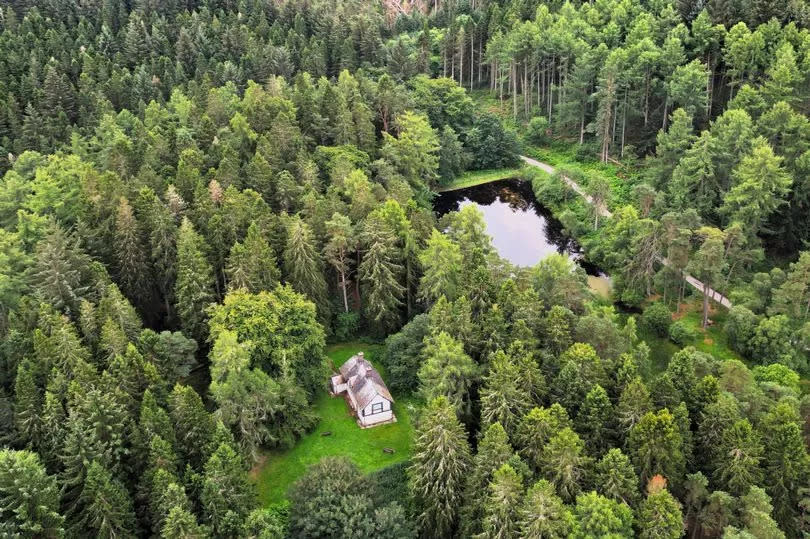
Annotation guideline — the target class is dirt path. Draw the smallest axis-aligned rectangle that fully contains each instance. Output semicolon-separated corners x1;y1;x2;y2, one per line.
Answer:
519;155;732;309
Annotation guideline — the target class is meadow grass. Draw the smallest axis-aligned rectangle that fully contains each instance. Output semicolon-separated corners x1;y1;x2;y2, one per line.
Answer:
251;342;415;506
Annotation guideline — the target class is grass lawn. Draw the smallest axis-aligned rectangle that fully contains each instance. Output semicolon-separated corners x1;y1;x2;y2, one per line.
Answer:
251;342;415;506
438;166;528;192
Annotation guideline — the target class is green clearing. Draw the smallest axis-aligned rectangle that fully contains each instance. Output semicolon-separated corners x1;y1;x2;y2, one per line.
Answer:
439;166;528;192
251;342;415;506
638;300;744;375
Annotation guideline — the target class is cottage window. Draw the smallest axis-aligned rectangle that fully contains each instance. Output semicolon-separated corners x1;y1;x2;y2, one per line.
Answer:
371;402;384;414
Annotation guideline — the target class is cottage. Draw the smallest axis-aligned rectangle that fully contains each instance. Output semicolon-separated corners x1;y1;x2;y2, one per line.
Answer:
330;352;395;428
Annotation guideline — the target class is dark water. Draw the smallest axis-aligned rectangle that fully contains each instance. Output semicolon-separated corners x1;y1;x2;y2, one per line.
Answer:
434;179;608;283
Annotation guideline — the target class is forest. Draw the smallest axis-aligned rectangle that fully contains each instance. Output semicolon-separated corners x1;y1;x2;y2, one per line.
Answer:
2;0;810;537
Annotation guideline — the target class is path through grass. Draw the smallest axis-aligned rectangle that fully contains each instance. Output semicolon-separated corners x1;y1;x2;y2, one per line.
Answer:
251;342;415;506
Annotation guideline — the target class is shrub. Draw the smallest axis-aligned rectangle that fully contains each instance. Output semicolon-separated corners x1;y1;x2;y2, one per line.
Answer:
333;311;361;341
669;320;698;346
724;306;759;357
642;302;672;337
526;116;550;145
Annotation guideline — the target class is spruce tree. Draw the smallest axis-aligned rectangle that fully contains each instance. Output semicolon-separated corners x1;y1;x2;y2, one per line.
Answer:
480;464;523;539
174;218;215;341
114;197;150;309
359;216;405;333
200;442;256;537
283;215;329;321
480;350;531;438
226;222;279;293
73;461;136;538
0;449;64;537
518;479;573;538
409;396;471;538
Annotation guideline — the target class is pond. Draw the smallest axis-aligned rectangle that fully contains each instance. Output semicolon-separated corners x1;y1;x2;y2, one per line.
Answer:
434;178;611;297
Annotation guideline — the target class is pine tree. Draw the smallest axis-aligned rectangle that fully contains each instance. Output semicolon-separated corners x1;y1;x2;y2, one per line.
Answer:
283;215;329;321
162;505;210;539
629;409;686;489
711;419;763;497
175;218;215;342
114;196;150;309
226;222;279;293
570;491;634;538
0;449;64;537
30;225;92;315
168;384;216;470
515;404;573;472
13;358;41;448
760;403;810;535
460;422;513;537
540;427;590;503
409;396;471;538
73;461;136;538
418;229;463;305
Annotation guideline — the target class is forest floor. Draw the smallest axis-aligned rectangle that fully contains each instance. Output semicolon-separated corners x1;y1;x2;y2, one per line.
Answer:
637;299;743;374
250;342;414;506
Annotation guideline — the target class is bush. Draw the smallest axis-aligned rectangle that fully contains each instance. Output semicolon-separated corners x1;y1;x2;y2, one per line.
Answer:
642;302;672;337
724;306;759;357
669;320;698;346
333;311;361;341
526;116;550;145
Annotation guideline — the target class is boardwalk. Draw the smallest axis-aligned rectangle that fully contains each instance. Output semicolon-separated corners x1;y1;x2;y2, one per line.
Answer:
519;155;732;309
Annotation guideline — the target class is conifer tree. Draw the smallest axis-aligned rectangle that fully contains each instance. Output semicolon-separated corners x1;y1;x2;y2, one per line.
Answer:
418;229;463;306
460;422;513;537
594;449;640;507
518;479;573;538
576;383;614;455
168;384;216;470
480;350;531;438
359;216;405;333
409;396;471;538
0;449;64;537
323;212;356;313
174;218;214;341
637;479;684;539
283;215;329;321
480;464;523;539
73;461;137;538
201;442;256;537
114;196;150;309
540;428;590;503
418;331;478;416
226;222;279;293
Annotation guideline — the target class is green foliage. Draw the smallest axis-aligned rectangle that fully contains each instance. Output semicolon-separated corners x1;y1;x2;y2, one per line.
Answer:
382;314;429;394
0;449;63;537
669;320;699;346
409;396;471;538
288;457;415;539
643;302;673;337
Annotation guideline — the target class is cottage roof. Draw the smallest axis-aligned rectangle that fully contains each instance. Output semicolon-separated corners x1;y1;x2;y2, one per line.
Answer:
339;354;393;410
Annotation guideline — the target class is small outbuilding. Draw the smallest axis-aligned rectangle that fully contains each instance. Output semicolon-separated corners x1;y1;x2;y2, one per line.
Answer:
330;352;395;428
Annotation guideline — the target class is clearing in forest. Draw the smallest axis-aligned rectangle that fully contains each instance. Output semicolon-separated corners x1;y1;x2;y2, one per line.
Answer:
251;343;414;506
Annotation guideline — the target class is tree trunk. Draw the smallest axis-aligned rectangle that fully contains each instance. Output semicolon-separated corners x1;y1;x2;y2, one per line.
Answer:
340;269;349;312
702;283;709;328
